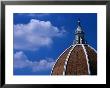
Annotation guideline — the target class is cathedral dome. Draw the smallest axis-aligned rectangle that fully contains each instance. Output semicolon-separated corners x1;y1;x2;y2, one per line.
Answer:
51;20;97;75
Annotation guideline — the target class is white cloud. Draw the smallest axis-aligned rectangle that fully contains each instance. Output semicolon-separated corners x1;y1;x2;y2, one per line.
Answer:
14;51;55;72
14;19;65;51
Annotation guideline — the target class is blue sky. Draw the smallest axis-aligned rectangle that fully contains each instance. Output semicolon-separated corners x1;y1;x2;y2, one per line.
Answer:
13;13;97;75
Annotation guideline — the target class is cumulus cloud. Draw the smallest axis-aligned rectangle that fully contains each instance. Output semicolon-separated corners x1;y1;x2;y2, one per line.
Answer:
14;51;55;72
14;19;65;51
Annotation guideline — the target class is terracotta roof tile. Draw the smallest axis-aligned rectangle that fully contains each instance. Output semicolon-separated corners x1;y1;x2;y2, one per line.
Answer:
51;44;97;75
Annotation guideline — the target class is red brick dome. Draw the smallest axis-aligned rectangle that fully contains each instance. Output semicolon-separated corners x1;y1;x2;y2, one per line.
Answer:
51;44;97;75
51;20;97;75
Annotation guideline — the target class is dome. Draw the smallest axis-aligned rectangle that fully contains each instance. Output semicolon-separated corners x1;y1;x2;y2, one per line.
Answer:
51;20;97;75
51;44;97;75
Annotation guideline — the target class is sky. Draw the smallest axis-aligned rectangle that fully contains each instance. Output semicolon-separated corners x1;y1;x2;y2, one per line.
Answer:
13;13;97;75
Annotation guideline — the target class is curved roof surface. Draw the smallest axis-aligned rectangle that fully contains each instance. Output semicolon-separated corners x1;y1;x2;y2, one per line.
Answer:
51;44;97;75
